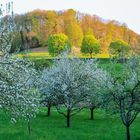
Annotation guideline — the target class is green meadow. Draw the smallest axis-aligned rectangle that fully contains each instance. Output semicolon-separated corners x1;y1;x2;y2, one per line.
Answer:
0;109;140;140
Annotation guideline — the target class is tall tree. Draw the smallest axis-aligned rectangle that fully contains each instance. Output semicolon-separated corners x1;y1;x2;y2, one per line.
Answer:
0;5;39;134
65;21;83;47
64;9;83;47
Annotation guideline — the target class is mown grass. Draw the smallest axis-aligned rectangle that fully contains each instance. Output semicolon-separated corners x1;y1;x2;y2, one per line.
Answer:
11;53;133;140
0;109;140;140
17;52;110;59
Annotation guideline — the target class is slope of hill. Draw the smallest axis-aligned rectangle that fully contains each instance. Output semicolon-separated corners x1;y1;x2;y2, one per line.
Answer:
13;9;140;54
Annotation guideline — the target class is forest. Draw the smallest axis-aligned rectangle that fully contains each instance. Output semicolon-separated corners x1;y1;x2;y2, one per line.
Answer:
11;9;140;56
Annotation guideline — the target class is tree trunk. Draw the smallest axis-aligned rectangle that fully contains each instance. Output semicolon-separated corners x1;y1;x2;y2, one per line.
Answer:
47;106;51;117
90;108;95;120
90;53;92;58
20;30;25;51
66;109;71;127
27;119;31;135
126;126;130;140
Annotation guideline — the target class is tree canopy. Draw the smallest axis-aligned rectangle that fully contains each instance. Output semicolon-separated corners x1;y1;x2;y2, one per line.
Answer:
81;35;100;58
47;33;70;55
10;9;140;54
109;39;131;57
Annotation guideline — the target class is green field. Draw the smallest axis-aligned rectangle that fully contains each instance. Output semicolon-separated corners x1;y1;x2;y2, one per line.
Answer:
6;53;135;140
0;109;140;140
17;52;110;59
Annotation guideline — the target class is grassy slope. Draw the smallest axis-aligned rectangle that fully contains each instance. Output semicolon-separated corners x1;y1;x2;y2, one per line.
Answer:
0;109;140;140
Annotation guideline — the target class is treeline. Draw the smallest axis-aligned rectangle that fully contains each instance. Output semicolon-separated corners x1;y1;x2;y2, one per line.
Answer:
12;9;140;54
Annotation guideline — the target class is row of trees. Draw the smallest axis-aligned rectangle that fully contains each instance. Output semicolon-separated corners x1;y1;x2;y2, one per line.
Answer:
0;37;139;140
38;54;140;140
11;9;140;54
47;33;131;58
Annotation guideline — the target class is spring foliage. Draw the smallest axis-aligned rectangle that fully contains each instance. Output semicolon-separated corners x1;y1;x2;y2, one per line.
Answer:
81;35;100;58
47;34;70;55
109;39;131;57
14;9;140;54
0;5;40;124
40;53;106;127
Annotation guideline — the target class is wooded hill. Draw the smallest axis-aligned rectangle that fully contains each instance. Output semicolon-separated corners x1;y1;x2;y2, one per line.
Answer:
12;9;140;54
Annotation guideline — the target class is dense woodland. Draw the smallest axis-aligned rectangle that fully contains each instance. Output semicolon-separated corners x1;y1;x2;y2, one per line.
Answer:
12;9;140;54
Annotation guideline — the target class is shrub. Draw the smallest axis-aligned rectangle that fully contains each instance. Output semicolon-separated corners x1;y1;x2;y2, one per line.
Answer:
109;39;131;58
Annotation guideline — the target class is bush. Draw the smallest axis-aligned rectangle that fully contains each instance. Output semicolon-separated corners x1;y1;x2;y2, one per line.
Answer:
109;39;131;57
30;36;40;48
10;32;22;53
27;32;40;48
32;59;53;71
47;34;71;55
81;35;100;58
